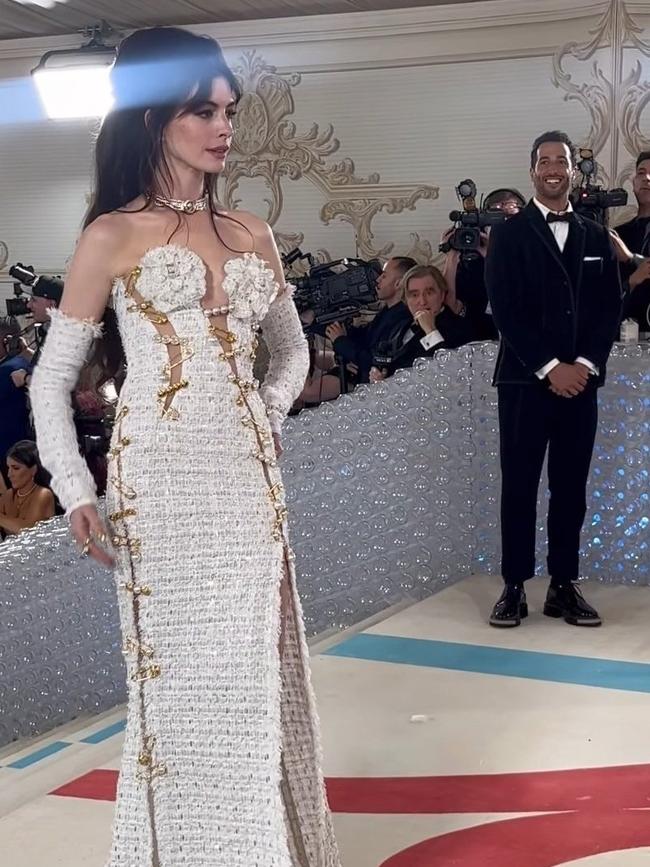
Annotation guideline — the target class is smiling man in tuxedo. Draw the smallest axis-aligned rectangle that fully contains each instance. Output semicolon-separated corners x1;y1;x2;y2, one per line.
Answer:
485;130;622;628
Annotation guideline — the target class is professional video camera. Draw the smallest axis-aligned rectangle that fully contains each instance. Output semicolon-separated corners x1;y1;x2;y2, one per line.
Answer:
438;180;509;261
571;149;627;226
7;263;64;316
285;248;382;328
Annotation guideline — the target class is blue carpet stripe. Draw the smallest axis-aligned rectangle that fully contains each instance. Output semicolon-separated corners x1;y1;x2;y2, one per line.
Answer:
324;633;650;694
80;719;126;744
2;718;128;769
6;741;71;769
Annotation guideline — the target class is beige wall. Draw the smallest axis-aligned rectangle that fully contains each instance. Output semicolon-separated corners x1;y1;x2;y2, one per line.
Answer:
0;0;649;300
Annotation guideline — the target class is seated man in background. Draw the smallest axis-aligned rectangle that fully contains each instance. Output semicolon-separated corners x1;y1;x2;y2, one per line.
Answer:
0;440;55;539
299;255;416;403
370;264;472;380
442;187;526;341
614;151;650;332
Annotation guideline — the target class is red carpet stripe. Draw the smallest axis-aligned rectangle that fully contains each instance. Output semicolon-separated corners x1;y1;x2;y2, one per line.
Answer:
380;810;650;867
325;763;650;814
51;769;118;801
51;764;650;814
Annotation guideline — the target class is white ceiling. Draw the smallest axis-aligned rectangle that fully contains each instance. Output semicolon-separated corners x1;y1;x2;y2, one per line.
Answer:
1;0;485;41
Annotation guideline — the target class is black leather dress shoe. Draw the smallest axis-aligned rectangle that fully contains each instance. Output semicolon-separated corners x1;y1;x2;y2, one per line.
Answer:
543;582;602;626
489;585;528;628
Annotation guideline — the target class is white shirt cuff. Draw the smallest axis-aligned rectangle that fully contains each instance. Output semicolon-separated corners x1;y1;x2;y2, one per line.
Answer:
536;358;561;380
575;356;599;376
420;330;444;351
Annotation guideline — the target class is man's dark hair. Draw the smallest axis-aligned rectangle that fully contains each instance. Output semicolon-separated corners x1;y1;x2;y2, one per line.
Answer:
636;151;650;168
391;256;418;278
530;130;575;169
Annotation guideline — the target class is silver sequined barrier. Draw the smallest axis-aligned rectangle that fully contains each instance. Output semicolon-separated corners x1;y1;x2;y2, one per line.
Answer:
1;342;648;746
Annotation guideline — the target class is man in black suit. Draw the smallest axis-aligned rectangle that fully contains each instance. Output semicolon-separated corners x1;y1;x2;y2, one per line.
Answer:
485;130;622;628
369;264;472;381
614;151;650;330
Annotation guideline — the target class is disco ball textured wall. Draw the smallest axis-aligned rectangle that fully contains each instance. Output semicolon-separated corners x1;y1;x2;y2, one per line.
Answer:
1;342;648;746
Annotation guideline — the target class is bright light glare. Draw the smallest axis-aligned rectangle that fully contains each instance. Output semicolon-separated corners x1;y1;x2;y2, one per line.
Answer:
34;65;113;119
19;0;59;7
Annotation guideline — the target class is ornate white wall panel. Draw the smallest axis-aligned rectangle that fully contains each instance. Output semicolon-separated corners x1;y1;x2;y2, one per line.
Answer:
0;1;648;300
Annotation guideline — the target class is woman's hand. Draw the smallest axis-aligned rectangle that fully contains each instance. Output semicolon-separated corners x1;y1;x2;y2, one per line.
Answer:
69;504;114;567
369;366;387;383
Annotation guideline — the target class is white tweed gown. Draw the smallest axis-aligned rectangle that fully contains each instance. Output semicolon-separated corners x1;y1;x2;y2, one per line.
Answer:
103;245;340;866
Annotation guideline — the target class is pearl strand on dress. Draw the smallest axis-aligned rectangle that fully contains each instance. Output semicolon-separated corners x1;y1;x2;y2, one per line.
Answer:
202;304;232;318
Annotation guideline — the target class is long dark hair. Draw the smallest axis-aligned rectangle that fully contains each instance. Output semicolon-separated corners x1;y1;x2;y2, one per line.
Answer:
6;440;50;488
85;27;244;383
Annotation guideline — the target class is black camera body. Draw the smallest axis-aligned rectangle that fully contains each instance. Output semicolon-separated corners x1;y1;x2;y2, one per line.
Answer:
292;256;382;327
7;284;30;318
572;186;628;225
372;339;397;371
439;179;507;260
7;263;64;316
571;149;628;226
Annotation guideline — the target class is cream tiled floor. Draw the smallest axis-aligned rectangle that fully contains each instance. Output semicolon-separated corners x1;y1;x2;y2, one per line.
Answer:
1;575;649;867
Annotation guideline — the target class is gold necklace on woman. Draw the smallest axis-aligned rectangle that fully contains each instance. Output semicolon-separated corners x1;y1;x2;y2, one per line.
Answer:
150;192;209;214
16;483;36;499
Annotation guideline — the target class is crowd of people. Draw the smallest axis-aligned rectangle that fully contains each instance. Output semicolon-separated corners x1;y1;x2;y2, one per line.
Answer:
296;152;650;408
2;21;648;864
2;151;650;540
0;275;113;540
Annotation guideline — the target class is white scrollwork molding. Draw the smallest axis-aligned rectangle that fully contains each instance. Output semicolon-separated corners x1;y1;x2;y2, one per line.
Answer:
552;0;650;187
221;51;438;262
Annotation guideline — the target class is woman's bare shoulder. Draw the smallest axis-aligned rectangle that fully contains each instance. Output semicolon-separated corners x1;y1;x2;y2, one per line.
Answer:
81;200;148;247
76;203;155;277
218;208;271;246
34;485;55;505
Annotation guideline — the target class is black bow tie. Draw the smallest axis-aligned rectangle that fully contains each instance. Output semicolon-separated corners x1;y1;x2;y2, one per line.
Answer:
546;211;573;224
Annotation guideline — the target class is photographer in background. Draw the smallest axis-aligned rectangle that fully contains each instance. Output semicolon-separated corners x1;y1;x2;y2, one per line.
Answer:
442;188;526;341
7;266;111;496
0;318;33;486
6;271;64;392
370;263;472;380
613;151;650;331
300;255;416;402
26;275;63;367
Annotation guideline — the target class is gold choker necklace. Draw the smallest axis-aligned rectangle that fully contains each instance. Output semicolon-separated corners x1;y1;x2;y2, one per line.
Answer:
151;193;209;214
16;484;36;498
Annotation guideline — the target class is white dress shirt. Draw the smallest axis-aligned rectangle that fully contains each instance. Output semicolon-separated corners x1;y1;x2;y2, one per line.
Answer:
531;198;598;379
402;312;445;352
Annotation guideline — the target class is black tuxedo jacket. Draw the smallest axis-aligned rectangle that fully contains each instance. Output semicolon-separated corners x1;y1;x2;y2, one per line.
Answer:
485;201;622;387
384;307;472;377
615;216;650;329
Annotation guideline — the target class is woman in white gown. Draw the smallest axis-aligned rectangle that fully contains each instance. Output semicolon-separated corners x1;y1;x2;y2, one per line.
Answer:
30;27;340;867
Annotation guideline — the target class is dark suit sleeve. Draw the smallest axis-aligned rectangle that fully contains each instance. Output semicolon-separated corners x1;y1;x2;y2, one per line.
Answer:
385;327;444;377
331;324;366;366
385;340;420;377
0;361;27;401
436;308;474;348
575;231;622;368
485;222;558;375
